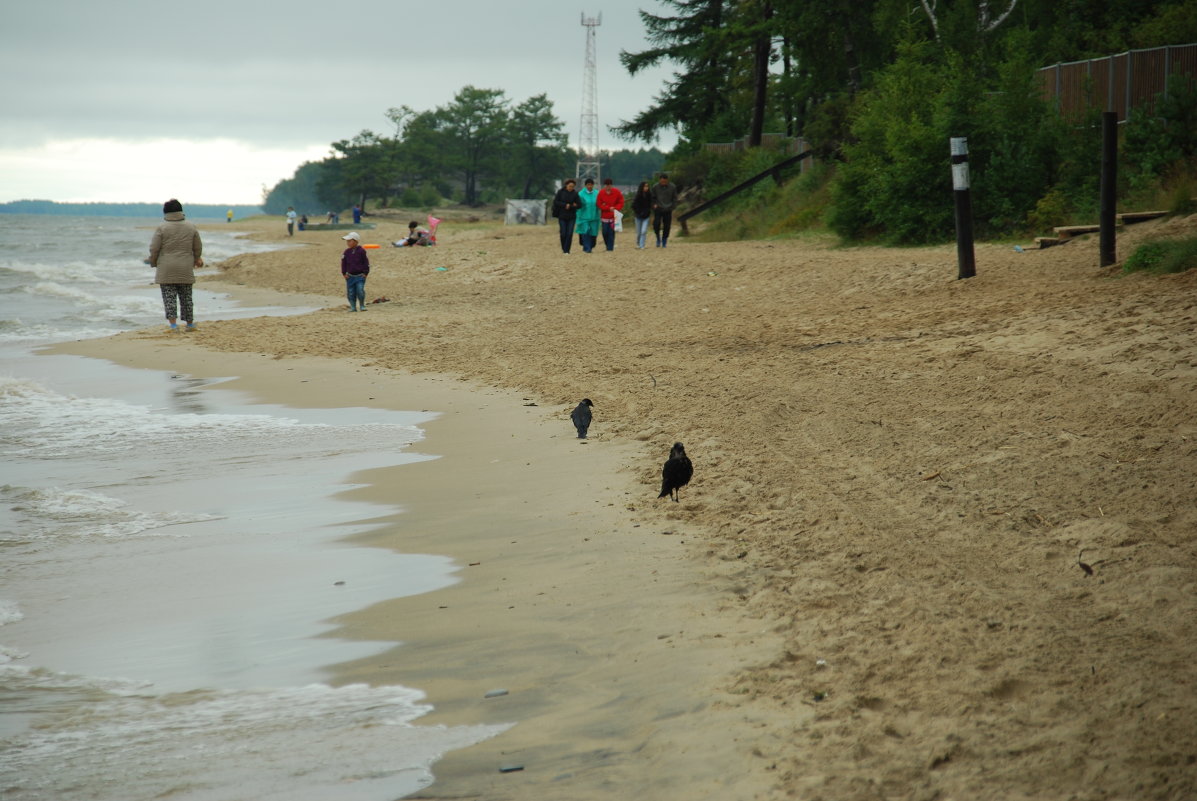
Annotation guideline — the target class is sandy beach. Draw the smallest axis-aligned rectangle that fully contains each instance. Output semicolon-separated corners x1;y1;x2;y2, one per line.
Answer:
57;211;1197;800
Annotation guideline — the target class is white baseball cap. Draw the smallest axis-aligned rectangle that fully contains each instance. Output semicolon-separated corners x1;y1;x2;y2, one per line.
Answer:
342;232;360;241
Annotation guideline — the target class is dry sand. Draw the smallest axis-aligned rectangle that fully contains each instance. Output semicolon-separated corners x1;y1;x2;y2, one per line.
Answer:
59;212;1197;800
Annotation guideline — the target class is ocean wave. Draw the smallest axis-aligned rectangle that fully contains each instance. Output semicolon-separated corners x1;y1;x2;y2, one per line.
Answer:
0;484;222;543
0;677;510;801
0;376;423;461
0;599;23;627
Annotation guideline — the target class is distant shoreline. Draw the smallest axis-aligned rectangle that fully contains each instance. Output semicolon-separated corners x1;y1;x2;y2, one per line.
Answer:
0;200;263;218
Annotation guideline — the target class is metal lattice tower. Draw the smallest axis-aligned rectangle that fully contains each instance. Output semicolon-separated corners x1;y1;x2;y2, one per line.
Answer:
576;12;602;183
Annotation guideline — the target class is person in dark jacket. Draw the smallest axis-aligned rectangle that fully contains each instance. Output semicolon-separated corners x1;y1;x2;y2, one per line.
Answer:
552;179;582;254
650;173;679;248
631;181;653;249
340;232;370;312
149;198;203;331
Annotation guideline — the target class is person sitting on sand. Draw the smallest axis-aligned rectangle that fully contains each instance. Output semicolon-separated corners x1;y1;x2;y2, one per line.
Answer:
393;220;432;247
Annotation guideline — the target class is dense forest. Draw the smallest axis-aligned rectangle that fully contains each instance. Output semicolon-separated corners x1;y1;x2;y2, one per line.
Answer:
617;0;1196;242
262;87;666;216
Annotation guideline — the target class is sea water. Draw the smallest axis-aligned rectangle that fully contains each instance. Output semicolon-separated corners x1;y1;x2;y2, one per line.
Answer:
0;215;507;800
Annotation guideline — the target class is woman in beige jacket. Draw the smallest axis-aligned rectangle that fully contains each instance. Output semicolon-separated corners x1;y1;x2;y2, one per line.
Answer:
149;198;203;331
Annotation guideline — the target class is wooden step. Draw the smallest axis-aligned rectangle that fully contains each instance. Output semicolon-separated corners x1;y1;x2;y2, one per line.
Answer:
1053;224;1102;238
1035;236;1062;248
1117;210;1169;224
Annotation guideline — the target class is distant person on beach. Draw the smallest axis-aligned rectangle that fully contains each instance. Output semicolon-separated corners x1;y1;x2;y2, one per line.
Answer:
631;181;652;249
299;214;308;231
576;178;600;254
597;178;625;251
226;209;234;223
393;220;431;247
149;198;203;332
286;207;297;236
551;179;581;254
651;173;679;248
405;220;424;246
353;204;362;224
341;231;370;312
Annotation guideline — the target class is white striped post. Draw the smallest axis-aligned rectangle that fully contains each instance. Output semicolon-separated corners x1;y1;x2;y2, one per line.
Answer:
951;137;976;279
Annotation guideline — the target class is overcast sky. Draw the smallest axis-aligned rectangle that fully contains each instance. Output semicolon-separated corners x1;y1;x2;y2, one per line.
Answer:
0;0;678;205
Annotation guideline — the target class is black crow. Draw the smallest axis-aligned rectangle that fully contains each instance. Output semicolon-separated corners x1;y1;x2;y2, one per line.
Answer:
571;398;594;438
658;442;693;502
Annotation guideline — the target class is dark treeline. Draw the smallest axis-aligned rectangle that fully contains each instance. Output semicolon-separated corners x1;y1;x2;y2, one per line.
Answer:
618;0;1197;242
0;200;263;219
263;86;667;216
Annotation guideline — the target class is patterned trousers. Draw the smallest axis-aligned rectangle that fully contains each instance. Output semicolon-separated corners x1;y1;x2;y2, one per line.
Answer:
160;284;194;323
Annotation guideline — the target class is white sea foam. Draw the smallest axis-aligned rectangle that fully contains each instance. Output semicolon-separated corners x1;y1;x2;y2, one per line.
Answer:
0;484;221;543
0;321;129;345
32;280;159;317
1;256;146;288
0;375;423;461
0;600;23;627
0;673;511;801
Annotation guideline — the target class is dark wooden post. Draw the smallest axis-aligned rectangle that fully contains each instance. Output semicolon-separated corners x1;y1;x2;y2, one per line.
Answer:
1100;111;1118;267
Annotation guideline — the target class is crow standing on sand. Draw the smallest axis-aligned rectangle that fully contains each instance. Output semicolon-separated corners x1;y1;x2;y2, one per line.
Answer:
571;398;594;439
658;442;693;502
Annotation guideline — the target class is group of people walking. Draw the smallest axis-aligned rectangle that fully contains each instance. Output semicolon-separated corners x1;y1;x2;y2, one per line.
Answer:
552;174;678;254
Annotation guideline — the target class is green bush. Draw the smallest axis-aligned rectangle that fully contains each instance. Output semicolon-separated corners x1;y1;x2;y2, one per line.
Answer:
670;142;811;217
686;160;834;242
1168;180;1196;216
1124;75;1197;191
829;31;1106;243
830;39;955;243
1026;188;1072;234
1122;236;1197;274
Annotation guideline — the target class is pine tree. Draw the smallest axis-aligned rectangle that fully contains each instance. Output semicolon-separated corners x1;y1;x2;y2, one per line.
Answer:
614;0;733;143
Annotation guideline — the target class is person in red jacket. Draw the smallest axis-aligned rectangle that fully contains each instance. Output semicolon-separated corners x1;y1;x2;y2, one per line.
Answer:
596;178;625;252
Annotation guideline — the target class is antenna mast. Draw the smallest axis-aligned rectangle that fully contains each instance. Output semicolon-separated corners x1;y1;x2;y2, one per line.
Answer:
577;12;602;183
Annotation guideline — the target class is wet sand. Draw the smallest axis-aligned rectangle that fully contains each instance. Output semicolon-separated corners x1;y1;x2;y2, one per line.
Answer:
57;211;1197;800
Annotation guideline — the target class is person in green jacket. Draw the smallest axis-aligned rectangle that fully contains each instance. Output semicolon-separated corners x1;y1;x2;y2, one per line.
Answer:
576;178;600;254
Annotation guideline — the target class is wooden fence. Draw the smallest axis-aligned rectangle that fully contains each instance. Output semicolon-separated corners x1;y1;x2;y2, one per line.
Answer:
1037;42;1197;121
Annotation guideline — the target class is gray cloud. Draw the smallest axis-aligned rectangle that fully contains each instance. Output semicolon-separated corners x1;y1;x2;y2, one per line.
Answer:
1;0;677;151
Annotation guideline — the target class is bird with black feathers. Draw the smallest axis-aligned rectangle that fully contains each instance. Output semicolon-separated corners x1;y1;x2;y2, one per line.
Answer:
658;442;693;502
571;398;593;439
